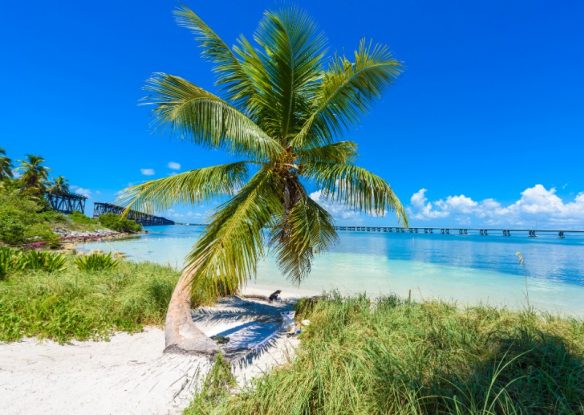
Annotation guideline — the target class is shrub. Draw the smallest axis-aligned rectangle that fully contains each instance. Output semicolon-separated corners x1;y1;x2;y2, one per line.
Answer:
23;223;60;248
0;189;61;246
18;250;67;273
97;213;142;233
69;211;95;225
75;252;119;272
0;248;66;276
0;213;26;245
0;248;16;279
39;210;67;223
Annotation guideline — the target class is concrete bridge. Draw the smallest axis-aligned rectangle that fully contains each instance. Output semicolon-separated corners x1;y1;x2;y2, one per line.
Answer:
332;226;582;238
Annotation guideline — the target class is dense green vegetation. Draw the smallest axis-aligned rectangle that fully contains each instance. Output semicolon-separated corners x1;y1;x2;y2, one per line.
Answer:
0;189;62;246
0;253;176;342
0;249;222;342
0;148;142;246
96;212;142;233
194;295;584;415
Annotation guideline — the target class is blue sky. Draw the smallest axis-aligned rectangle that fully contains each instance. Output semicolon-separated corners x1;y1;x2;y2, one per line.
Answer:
2;0;583;227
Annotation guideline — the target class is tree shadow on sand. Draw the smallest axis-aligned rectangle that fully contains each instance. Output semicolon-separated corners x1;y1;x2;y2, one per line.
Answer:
192;297;295;366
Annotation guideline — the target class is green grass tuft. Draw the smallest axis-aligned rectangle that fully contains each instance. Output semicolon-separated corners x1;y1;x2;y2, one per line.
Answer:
75;251;119;272
184;353;237;415
207;294;584;415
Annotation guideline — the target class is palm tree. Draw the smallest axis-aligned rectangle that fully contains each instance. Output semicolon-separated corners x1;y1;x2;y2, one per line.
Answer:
18;155;49;196
122;6;408;355
0;147;13;180
48;176;70;195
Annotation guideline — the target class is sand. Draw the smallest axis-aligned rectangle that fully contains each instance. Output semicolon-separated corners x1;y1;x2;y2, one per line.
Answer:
0;295;300;415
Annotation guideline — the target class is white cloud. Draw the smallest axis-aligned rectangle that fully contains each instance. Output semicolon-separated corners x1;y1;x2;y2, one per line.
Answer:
140;168;155;176
70;185;92;198
408;184;584;228
168;161;181;170
310;190;359;221
163;208;212;223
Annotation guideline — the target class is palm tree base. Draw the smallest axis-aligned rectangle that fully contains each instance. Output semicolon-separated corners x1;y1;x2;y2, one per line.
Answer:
164;318;219;356
164;269;220;356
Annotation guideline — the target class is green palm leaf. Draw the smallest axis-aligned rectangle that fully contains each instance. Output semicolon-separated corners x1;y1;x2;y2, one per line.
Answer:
119;161;251;214
270;193;337;282
185;169;284;296
297;141;357;164
291;39;402;148
144;74;283;159
303;162;408;226
253;7;327;139
174;6;256;108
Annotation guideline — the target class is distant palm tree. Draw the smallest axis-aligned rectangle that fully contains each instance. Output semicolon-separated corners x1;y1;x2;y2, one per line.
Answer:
0;147;13;180
48;176;70;195
122;6;408;355
18;154;49;195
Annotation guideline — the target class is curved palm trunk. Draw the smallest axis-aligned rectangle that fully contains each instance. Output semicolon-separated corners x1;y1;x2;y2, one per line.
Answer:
164;268;219;356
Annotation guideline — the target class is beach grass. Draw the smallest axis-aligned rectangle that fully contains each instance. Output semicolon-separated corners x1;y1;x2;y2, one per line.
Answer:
0;256;215;343
199;294;584;415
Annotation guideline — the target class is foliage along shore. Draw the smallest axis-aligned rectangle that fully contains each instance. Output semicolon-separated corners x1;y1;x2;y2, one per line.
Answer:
0;148;143;249
0;251;180;342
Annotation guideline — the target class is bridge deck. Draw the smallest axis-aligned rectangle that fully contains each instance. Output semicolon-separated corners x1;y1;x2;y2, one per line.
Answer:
93;202;174;226
331;226;582;237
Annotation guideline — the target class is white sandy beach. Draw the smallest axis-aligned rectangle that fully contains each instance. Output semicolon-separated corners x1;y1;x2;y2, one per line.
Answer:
0;293;300;415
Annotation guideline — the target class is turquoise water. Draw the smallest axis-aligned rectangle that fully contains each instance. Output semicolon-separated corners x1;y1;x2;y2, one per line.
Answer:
79;225;584;317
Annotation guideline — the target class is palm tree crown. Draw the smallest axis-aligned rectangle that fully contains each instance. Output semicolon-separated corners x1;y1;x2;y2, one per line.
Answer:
123;6;408;295
18;155;49;193
0;147;13;180
48;176;70;194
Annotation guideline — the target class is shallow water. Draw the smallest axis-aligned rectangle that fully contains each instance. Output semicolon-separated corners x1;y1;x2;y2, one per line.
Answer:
79;225;584;317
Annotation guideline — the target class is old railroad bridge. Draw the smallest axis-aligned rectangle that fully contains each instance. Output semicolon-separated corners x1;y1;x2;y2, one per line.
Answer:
93;202;174;226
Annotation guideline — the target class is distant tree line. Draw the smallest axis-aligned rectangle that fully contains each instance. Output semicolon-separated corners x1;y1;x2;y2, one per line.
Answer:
0;147;72;203
0;147;141;247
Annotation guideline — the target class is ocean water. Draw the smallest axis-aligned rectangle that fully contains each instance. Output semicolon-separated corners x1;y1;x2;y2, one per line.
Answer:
79;225;584;317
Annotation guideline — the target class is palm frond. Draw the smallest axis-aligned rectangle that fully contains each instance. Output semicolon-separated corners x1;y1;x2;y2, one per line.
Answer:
118;161;250;214
291;39;402;148
174;6;256;107
297;141;357;164
270;192;338;283
184;169;284;297
253;7;327;139
144;73;283;159
303;162;408;226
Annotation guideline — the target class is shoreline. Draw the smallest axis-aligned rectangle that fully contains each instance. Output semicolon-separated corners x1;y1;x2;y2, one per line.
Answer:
57;230;143;250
